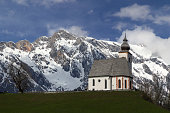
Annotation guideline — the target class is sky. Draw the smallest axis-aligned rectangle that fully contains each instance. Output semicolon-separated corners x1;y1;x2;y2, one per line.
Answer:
1;0;170;64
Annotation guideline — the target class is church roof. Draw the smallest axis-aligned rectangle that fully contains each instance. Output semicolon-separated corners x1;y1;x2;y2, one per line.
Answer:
89;57;132;77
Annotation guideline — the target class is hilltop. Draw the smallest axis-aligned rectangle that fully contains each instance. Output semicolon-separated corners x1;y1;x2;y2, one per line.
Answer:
0;91;169;113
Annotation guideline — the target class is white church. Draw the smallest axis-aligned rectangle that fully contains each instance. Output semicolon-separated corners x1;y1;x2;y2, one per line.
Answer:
88;35;133;91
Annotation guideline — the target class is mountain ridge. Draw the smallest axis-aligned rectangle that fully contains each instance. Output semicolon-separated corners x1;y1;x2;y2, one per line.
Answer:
0;30;169;92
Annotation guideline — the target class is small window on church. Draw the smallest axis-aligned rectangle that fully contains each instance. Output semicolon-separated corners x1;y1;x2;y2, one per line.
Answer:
93;79;95;86
125;80;127;89
105;79;107;89
130;81;132;89
118;79;121;88
98;79;101;82
129;58;130;62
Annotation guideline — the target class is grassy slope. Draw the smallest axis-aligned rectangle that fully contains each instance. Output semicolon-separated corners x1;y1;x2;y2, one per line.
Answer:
0;91;169;113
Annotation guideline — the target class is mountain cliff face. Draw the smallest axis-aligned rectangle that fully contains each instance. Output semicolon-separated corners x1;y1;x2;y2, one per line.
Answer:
0;30;169;92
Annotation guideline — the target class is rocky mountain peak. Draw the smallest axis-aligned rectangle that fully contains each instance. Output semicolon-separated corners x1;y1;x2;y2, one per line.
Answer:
34;36;49;43
52;30;77;40
58;30;68;34
0;41;16;51
6;41;16;49
16;40;33;52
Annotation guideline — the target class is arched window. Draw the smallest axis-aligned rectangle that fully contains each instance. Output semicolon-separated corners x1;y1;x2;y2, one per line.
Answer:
105;79;107;89
93;79;95;86
125;80;127;89
118;79;121;88
130;81;132;89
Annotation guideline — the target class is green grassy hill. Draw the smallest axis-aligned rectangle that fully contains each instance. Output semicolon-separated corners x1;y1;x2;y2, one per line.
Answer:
0;91;169;113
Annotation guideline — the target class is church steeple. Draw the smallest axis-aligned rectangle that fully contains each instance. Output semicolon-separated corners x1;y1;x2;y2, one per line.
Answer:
118;33;132;74
123;33;128;41
120;33;130;52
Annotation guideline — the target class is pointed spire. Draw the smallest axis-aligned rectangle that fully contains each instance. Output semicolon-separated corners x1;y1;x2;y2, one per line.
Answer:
120;32;130;52
123;32;128;42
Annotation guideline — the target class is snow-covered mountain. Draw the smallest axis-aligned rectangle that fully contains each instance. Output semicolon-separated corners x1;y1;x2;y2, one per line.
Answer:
0;30;169;92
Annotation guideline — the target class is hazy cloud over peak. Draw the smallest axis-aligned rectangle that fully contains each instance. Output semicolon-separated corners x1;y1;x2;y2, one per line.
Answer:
47;24;88;37
118;26;170;64
60;26;88;37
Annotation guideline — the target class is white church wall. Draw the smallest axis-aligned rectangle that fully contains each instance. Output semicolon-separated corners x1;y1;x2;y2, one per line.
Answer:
88;76;133;91
111;77;116;90
88;77;110;91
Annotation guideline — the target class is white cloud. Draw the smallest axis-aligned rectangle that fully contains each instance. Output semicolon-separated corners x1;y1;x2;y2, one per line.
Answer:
113;3;152;21
118;26;170;64
0;0;5;4
154;15;170;25
0;29;27;37
61;26;88;37
114;4;170;25
33;0;76;7
47;24;59;36
12;0;76;6
12;0;28;6
99;38;110;41
17;31;26;37
1;30;13;35
88;10;94;14
8;10;15;16
47;24;88;37
112;22;127;31
162;5;170;11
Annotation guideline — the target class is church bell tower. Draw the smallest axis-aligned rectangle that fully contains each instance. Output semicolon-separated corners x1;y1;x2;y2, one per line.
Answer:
118;34;132;73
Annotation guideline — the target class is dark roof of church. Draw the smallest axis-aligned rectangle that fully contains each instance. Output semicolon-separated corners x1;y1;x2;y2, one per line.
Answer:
89;57;132;77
